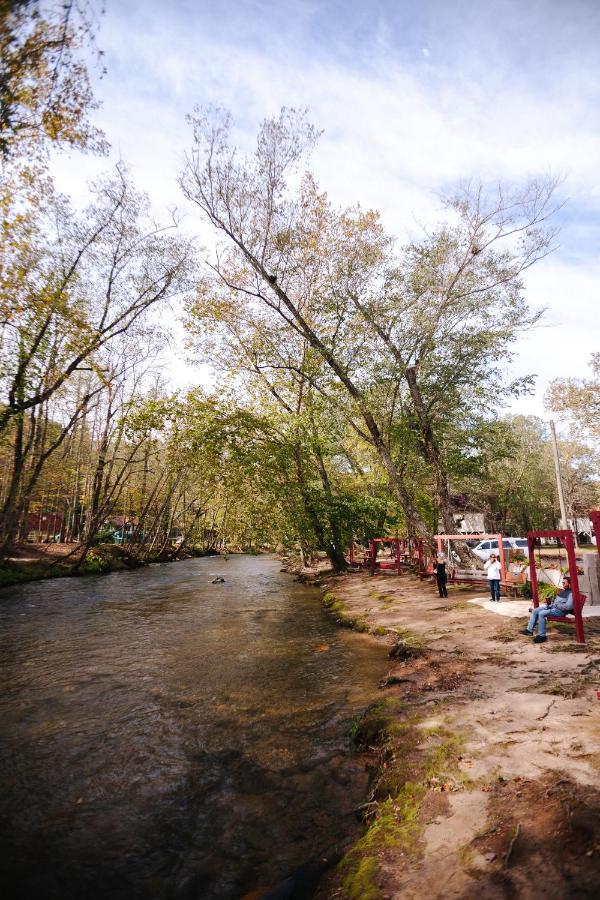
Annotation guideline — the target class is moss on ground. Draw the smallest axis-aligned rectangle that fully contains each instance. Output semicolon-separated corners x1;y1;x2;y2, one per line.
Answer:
389;628;427;660
340;704;467;897
350;698;407;748
0;544;149;590
322;591;372;631
322;592;345;615
341;856;382;900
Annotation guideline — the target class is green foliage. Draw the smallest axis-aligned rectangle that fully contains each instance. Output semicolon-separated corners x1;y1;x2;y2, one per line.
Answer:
93;527;115;545
0;561;45;586
78;548;112;574
538;581;560;601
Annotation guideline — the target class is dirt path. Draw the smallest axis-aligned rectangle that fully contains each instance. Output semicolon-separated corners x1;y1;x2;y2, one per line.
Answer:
315;572;600;899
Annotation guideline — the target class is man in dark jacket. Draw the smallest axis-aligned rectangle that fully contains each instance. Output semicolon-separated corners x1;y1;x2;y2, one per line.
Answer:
520;575;574;643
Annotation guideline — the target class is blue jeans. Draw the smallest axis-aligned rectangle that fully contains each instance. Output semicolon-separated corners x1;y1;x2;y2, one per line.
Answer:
488;579;500;601
527;605;558;637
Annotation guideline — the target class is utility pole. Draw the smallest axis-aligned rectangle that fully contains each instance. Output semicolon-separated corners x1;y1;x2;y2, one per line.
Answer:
549;420;573;541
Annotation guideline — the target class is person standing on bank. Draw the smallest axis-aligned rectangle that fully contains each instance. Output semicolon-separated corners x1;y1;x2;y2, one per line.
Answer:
484;553;502;602
435;552;448;598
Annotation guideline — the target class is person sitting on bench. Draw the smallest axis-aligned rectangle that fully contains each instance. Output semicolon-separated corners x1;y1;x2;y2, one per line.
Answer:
520;575;574;644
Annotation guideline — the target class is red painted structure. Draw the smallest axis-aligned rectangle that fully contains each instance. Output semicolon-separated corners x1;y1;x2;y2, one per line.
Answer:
526;529;585;644
589;509;600;553
434;533;507;589
26;512;64;538
370;537;402;576
352;537;423;576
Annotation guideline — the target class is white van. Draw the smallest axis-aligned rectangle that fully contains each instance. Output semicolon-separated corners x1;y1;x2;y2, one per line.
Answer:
472;537;529;561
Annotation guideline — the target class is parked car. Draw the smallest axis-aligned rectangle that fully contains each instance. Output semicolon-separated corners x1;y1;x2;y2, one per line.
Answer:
471;537;529;562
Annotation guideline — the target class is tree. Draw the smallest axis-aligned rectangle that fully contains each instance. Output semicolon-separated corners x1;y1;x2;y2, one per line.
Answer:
181;108;433;541
460;415;558;533
332;177;559;535
180;107;559;546
0;0;105;158
545;353;600;445
0;166;196;550
1;165;195;437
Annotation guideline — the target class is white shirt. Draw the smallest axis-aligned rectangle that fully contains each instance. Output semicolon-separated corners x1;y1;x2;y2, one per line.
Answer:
485;559;502;579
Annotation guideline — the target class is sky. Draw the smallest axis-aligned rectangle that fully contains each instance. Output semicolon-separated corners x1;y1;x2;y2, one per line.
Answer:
52;0;600;418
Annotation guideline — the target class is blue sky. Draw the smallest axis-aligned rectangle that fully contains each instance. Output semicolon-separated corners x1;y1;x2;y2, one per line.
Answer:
52;0;600;415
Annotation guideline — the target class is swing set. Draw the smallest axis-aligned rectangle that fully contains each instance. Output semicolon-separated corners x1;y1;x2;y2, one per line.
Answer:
348;538;423;575
527;529;586;644
431;533;508;589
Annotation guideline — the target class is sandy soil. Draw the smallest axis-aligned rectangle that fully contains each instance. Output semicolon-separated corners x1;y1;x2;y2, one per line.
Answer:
313;570;600;899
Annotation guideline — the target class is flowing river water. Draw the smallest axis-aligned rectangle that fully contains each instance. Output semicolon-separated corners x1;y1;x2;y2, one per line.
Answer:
0;555;387;899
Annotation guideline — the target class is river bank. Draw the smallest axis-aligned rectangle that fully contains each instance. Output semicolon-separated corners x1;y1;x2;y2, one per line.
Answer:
0;542;219;588
310;569;600;899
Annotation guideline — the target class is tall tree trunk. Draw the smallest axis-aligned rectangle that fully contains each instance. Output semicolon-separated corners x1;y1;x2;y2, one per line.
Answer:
313;445;347;572
292;443;346;572
0;412;27;554
405;365;455;535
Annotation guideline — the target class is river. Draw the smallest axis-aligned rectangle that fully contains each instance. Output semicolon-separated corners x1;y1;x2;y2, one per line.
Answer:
0;555;387;899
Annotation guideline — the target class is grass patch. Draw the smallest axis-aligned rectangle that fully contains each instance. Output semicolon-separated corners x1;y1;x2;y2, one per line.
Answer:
551;621;582;635
549;640;600;654
491;623;522;643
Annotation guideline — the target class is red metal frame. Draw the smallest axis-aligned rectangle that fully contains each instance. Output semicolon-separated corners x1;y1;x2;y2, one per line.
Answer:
527;530;585;644
364;537;423;576
348;541;374;568
434;533;507;589
589;509;600;555
370;538;402;576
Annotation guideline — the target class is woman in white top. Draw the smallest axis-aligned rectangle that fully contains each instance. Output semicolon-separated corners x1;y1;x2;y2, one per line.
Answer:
484;553;502;602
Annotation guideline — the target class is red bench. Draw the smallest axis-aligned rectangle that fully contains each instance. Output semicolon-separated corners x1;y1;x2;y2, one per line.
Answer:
546;593;587;624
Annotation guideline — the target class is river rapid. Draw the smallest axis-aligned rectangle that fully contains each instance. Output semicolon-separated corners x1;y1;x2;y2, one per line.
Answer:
0;555;387;899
